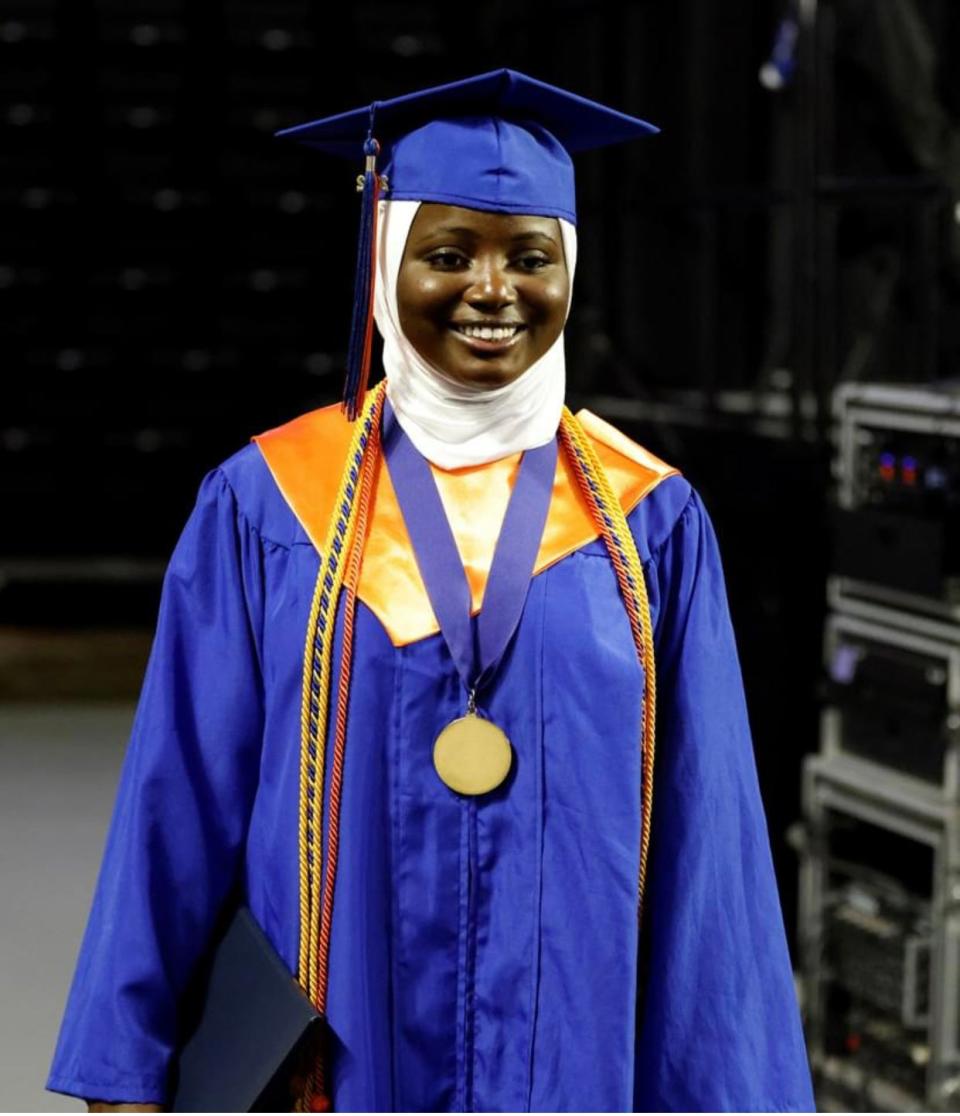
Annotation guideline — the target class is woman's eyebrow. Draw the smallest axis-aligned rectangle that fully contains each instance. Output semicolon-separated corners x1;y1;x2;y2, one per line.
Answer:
422;225;478;238
510;230;558;246
417;226;559;246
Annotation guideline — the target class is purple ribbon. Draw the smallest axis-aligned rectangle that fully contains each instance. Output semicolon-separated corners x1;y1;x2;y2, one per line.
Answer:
382;400;558;701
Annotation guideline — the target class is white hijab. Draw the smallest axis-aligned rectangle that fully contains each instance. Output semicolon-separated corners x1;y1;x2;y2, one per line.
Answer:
374;199;578;469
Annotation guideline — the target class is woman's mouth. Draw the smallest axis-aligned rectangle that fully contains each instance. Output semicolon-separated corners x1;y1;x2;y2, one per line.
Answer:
449;322;526;353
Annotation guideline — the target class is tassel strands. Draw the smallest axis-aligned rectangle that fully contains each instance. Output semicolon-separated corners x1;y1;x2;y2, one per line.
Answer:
343;112;388;421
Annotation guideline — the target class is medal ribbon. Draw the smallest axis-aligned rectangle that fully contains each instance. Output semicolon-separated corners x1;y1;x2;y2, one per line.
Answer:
382;399;557;702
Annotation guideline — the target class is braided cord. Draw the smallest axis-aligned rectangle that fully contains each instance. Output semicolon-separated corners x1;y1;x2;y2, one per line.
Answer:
296;383;386;996
559;409;657;921
297;386;384;1113
316;399;381;1005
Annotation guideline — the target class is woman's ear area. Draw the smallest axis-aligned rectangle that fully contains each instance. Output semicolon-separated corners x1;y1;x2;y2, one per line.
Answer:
553;218;567;273
397;200;430;272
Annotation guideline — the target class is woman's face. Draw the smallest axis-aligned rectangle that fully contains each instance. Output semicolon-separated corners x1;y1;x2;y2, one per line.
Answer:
396;203;570;389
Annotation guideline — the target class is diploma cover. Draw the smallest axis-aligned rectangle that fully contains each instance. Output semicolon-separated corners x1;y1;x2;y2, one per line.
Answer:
170;904;322;1112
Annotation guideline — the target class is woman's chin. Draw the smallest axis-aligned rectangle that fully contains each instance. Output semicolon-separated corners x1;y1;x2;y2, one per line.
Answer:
435;346;534;389
442;362;528;389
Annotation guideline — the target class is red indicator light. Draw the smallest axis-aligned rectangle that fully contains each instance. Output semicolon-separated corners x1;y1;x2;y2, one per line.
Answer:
902;455;917;486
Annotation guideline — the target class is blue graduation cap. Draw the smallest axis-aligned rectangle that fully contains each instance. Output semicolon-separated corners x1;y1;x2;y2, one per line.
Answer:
275;68;659;418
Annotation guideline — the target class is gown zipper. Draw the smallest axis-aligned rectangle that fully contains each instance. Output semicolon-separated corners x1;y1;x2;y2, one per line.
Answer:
464;798;478;1111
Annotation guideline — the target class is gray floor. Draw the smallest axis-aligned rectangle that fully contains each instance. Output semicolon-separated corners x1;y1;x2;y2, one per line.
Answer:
0;704;134;1113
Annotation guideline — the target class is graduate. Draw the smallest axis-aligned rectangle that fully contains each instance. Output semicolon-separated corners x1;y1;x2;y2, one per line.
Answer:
48;70;815;1112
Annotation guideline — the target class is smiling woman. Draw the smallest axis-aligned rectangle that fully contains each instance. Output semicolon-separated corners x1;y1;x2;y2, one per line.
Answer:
397;205;570;388
47;69;815;1114
375;195;578;469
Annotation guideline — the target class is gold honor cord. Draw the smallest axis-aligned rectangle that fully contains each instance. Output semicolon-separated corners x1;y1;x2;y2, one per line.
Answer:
296;384;386;1001
294;393;656;1110
296;384;385;1113
558;409;657;921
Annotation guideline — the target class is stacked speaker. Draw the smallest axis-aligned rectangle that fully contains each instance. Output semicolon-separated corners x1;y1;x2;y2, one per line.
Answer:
799;382;960;1111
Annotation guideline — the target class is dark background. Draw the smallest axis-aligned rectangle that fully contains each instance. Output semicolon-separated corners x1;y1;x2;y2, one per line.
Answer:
3;0;960;957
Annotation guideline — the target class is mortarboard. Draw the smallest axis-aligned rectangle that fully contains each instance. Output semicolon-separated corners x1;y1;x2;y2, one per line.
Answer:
275;68;659;419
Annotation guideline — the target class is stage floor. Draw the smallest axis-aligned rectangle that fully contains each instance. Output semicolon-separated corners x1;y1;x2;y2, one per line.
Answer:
0;703;134;1112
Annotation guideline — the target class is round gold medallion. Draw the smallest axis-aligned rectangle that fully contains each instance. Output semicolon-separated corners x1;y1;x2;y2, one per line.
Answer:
433;713;513;796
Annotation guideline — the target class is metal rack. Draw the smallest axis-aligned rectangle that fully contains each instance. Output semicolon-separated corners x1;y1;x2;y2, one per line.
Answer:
799;382;960;1110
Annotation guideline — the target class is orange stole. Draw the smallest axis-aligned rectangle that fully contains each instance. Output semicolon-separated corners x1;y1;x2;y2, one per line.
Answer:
252;400;680;647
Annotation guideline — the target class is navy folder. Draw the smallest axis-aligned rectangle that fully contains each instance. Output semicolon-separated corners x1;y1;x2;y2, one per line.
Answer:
170;905;322;1112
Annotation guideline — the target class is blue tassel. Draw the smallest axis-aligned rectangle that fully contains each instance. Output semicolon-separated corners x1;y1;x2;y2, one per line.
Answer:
343;133;381;421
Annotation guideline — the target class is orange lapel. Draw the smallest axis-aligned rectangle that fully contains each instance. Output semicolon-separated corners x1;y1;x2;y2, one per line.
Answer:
253;399;680;647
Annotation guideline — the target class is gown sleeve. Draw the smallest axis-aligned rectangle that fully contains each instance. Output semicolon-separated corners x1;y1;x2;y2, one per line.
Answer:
633;486;815;1112
46;468;266;1106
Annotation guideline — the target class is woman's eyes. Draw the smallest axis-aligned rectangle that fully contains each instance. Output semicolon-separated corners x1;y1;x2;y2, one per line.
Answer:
424;251;552;272
426;250;469;269
515;253;551;271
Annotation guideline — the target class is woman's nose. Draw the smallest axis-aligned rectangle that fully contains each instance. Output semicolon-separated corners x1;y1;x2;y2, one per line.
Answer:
464;258;516;308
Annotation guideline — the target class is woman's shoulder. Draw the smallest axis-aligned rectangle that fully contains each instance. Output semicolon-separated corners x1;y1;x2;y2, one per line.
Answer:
248;400;353;479
575;408;678;481
575;408;694;562
203;401;350;549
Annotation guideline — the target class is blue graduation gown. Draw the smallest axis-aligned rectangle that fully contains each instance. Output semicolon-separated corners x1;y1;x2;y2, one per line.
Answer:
46;409;814;1111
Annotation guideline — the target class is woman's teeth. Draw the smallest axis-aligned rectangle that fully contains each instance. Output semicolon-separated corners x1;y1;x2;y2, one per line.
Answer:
454;324;522;341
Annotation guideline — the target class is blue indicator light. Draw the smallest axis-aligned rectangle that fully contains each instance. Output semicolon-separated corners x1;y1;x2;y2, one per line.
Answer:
925;466;947;490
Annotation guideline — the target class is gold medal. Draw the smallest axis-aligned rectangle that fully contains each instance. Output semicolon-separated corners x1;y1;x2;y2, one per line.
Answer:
384;420;555;800
433;712;513;796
